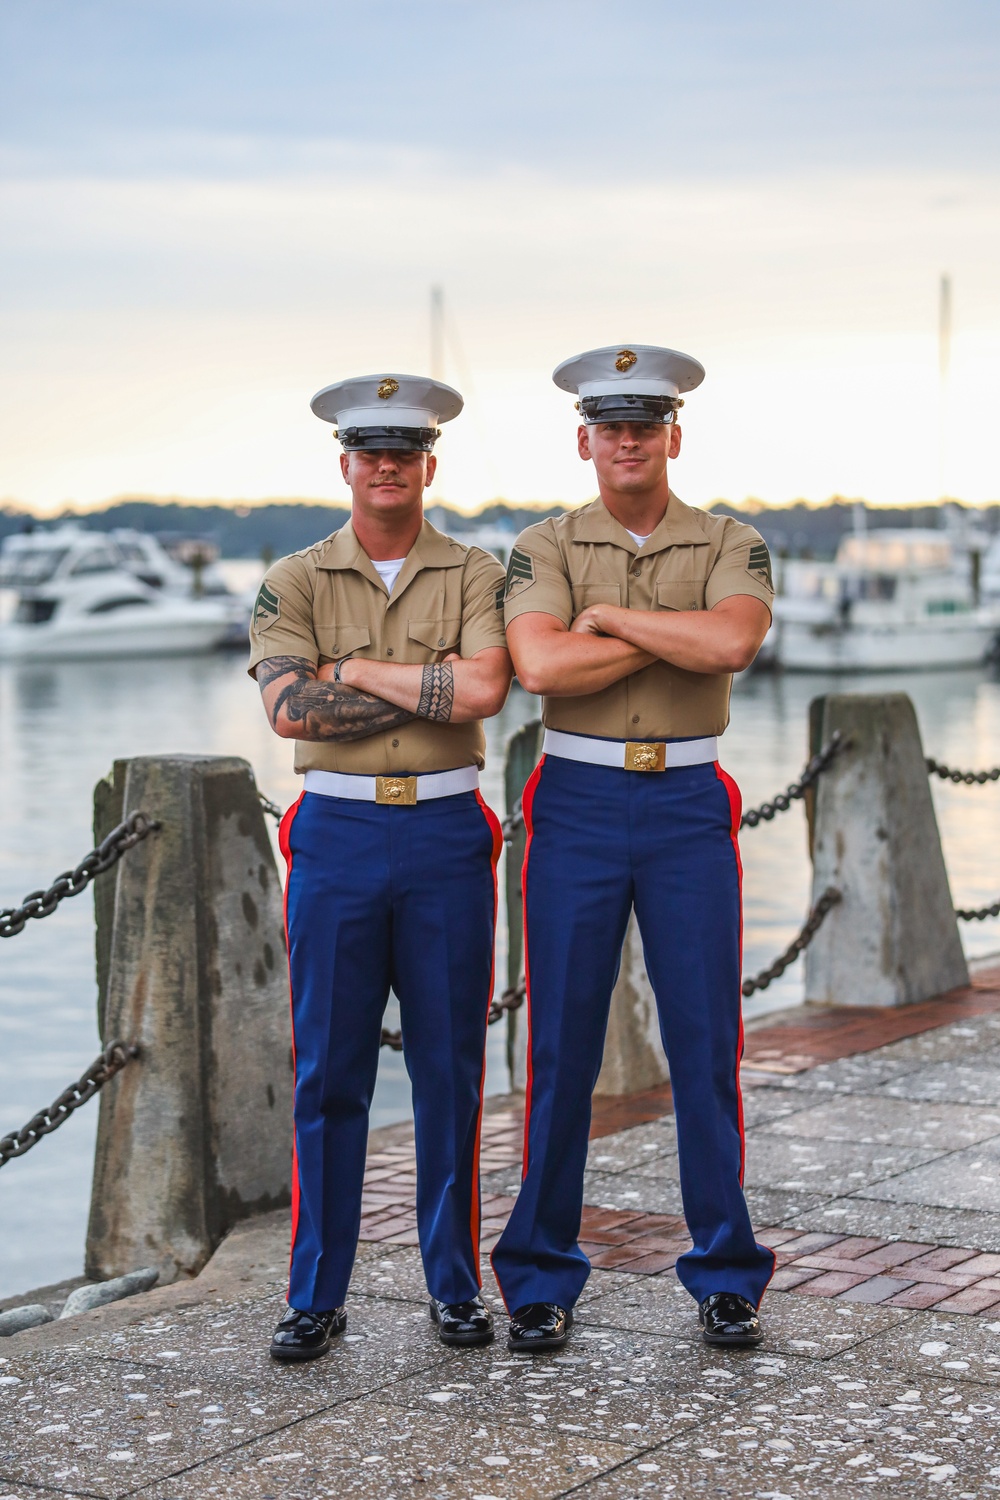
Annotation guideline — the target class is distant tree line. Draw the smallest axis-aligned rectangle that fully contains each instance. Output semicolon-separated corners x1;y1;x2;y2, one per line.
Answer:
1;496;997;562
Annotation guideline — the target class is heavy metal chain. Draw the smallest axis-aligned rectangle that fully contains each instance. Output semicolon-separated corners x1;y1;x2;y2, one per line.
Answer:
501;800;524;844
740;732;847;830
0;813;160;940
0;1041;139;1168
927;757;1000;786
258;791;283;822
956;898;1000;922
381;977;527;1051
741;887;842;997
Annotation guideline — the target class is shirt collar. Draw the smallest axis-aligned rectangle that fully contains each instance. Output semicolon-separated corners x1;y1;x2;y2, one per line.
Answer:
315;516;463;597
571;493;709;554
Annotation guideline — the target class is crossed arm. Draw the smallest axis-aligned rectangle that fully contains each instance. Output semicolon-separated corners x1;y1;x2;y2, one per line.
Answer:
507;595;771;698
255;647;512;741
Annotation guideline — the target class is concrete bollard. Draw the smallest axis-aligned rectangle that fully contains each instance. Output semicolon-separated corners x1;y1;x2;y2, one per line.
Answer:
805;693;969;1008
594;916;670;1096
86;755;293;1285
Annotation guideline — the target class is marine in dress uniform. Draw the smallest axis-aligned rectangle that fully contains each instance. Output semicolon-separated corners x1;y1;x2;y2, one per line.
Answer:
248;373;512;1361
491;345;777;1351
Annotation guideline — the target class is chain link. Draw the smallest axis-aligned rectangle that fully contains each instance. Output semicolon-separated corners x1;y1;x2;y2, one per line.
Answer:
501;800;524;844
0;813;160;940
258;791;284;822
380;976;526;1051
956;898;1000;922
927;757;1000;786
0;1041;139;1168
741;887;842;997
740;732;848;829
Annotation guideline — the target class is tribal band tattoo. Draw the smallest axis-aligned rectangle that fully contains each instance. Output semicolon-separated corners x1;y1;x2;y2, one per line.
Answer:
417;661;455;722
255;655;413;742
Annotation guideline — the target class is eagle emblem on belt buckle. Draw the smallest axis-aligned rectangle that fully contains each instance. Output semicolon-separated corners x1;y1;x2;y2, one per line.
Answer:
376;775;417;805
625;741;666;772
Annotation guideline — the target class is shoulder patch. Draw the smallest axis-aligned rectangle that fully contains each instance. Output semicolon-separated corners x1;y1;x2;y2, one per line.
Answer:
253;581;281;630
504;546;535;600
746;541;773;591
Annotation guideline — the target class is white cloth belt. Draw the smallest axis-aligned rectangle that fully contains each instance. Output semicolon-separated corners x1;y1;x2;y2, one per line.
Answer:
303;765;480;802
542;729;718;770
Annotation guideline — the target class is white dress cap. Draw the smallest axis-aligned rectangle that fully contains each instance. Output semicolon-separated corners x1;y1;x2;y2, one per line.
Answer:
553;344;705;423
310;373;464;450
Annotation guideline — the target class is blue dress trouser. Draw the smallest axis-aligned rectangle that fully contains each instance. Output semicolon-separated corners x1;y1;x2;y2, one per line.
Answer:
280;788;501;1313
490;751;775;1313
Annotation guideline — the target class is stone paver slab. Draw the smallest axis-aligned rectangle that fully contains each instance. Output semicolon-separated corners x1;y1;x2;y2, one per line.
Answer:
136;1396;635;1499
863;1309;1000;1386
568;1366;1000;1497
881;1061;1000;1108
740;1087;835;1128
740;1134;941;1198
585;1119;678;1173
851;1139;1000;1215
376;1322;774;1450
780;1198;1000;1252
766;1096;1000;1150
578;1278;914;1359
582;1171;685;1217
0;1350;336;1500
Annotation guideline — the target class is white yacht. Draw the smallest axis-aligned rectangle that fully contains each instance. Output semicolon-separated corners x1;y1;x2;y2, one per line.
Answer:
769;529;1000;672
0;526;234;660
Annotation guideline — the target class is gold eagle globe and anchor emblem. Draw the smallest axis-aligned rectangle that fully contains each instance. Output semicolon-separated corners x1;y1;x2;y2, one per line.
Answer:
377;377;400;400
615;349;638;372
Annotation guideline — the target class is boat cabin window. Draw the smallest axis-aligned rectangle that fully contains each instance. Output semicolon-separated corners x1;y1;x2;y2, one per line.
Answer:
838;536;952;572
843;573;898;602
14;597;59;625
115;543;151;566
86;596;153;614
0;548;70;586
69;547;121;576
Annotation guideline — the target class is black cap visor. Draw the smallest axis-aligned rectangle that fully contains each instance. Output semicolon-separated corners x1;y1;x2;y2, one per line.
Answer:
338;425;441;452
579;393;679;424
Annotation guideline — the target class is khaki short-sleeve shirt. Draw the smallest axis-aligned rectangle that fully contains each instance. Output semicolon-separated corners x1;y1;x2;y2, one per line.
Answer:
248;518;507;775
504;494;773;740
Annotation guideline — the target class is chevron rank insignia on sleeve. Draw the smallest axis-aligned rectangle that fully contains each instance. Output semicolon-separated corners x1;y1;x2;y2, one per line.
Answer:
253;581;281;629
504;547;535;599
746;542;773;591
495;582;505;613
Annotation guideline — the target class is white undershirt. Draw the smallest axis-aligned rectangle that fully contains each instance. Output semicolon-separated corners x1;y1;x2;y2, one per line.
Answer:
625;529;651;548
372;557;406;594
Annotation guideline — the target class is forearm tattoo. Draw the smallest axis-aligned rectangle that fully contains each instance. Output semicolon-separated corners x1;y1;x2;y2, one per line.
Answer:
255;655;413;742
417;662;455;722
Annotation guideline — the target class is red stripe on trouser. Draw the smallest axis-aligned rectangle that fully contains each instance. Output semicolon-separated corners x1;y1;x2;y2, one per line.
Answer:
516;757;545;1179
713;763;746;1183
469;790;504;1287
277;791;306;1291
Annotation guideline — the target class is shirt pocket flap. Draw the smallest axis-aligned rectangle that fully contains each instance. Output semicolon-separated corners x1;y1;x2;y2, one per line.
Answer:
407;617;462;651
571;582;622;611
316;624;371;660
656;579;705;612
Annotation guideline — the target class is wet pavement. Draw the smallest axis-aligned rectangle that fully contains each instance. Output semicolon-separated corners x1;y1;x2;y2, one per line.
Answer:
4;985;1000;1496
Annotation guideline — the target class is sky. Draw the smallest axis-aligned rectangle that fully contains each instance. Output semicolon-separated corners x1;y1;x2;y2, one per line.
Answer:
2;0;1000;514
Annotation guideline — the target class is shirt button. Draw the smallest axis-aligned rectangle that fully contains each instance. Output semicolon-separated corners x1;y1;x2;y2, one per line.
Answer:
631;714;640;725
386;647;394;656
631;566;641;577
391;738;399;748
437;637;446;647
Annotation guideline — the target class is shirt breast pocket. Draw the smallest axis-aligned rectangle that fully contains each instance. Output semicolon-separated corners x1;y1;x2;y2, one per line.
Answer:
407;617;462;659
315;624;371;663
656;580;706;612
570;583;622;615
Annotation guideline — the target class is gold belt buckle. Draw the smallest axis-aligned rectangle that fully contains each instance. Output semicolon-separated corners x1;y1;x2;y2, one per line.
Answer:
624;741;666;772
375;775;418;805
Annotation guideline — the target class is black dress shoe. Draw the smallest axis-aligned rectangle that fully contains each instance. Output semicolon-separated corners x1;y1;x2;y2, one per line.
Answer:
429;1296;494;1347
698;1292;763;1347
269;1305;347;1362
507;1303;573;1352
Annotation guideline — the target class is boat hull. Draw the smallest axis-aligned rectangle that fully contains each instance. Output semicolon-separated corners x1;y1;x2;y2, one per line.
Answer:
0;607;231;661
772;617;998;672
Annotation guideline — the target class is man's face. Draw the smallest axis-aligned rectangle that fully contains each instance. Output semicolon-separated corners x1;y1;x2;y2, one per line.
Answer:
578;421;681;493
340;447;436;518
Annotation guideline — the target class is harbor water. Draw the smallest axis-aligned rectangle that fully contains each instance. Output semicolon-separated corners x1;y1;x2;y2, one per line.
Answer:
3;637;1000;1300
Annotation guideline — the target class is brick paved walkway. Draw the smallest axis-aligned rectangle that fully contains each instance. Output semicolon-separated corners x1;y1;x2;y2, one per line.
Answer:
4;968;1000;1496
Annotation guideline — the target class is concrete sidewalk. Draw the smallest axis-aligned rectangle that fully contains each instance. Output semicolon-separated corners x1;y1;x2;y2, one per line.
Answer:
4;974;1000;1498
